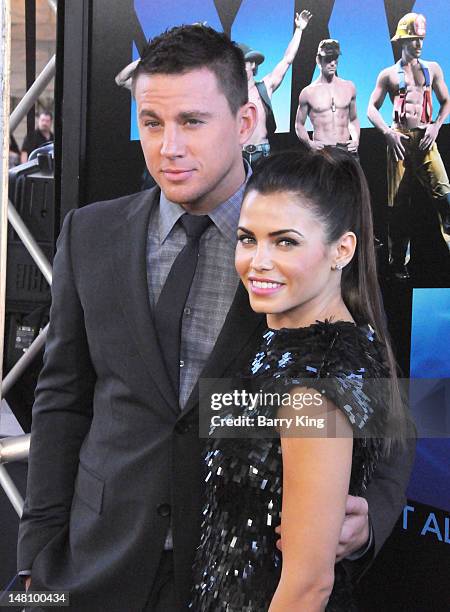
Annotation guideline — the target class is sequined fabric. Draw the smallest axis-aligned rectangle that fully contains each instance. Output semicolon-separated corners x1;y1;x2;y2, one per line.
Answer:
190;321;389;611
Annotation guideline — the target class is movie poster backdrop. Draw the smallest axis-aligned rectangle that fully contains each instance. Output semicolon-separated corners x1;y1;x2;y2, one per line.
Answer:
125;1;450;608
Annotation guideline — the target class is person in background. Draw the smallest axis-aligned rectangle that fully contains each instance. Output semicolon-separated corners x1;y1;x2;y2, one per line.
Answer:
367;12;450;280
240;10;312;166
21;111;53;163
9;134;20;167
295;39;360;157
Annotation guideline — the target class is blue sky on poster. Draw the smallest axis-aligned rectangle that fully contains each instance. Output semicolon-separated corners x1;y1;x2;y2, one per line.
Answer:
131;0;450;139
306;0;450;130
410;288;450;379
408;288;450;511
231;0;294;134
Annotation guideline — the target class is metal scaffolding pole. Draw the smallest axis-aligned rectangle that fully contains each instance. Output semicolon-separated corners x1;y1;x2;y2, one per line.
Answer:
47;0;57;15
9;54;56;134
2;324;48;396
0;0;58;525
0;434;30;464
0;464;24;516
0;431;28;520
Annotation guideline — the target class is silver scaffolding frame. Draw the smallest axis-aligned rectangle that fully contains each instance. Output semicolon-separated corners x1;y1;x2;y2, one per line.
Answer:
0;1;57;517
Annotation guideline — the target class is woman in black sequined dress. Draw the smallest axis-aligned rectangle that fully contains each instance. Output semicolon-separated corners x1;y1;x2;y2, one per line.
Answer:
190;149;409;611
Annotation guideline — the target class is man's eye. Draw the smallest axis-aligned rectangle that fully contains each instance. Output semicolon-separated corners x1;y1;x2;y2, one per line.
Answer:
145;121;160;128
185;118;203;126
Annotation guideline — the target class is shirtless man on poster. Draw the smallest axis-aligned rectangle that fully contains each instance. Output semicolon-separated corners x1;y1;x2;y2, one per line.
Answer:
240;9;312;166
367;12;450;280
295;39;360;155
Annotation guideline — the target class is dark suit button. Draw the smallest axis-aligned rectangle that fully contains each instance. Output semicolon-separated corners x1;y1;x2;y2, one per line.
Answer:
175;421;192;434
157;503;171;517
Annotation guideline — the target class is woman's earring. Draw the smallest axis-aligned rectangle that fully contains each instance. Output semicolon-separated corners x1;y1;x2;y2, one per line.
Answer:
334;263;343;271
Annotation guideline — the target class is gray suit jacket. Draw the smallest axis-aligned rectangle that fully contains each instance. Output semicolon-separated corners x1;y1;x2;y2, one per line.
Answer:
17;188;415;610
17;188;265;610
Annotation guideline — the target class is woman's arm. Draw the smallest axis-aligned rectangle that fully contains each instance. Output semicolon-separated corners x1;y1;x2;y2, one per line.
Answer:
269;394;353;612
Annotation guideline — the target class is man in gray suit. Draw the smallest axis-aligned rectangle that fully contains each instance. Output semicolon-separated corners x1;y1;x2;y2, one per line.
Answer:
18;25;414;611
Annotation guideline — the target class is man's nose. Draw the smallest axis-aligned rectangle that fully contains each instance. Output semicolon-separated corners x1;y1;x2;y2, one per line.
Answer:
160;125;185;157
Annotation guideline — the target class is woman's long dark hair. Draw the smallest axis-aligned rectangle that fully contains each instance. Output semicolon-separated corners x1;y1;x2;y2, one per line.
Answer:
244;148;411;453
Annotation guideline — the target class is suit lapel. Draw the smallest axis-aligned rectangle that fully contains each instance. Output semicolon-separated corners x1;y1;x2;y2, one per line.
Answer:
111;189;179;415
181;282;265;416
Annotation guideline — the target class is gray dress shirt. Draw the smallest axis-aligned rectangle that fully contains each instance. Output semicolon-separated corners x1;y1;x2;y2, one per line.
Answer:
146;185;248;410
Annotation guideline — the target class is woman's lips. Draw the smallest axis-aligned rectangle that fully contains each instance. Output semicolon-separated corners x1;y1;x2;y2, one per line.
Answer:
249;279;285;295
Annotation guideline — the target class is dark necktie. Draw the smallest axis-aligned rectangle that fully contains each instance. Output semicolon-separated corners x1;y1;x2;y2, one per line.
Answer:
154;213;212;397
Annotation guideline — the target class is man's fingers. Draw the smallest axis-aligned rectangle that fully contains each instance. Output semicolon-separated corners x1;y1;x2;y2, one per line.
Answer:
337;506;369;560
339;521;354;545
335;542;346;557
345;494;368;516
395;146;404;161
419;137;432;151
396;133;408;157
274;525;282;550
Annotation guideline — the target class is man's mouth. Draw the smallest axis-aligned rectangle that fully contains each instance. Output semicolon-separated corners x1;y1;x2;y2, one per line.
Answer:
161;168;195;182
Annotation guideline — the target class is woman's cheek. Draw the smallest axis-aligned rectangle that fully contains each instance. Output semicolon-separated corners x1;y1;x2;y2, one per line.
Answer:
234;247;249;279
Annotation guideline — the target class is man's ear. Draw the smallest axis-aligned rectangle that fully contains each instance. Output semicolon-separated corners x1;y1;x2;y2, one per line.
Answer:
238;102;258;145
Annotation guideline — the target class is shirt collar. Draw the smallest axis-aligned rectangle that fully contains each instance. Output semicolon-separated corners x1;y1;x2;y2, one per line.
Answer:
158;161;252;244
159;193;185;243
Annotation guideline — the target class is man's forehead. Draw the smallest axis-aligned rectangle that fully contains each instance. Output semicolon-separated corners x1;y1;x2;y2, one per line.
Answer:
134;68;224;100
134;69;232;118
135;67;218;87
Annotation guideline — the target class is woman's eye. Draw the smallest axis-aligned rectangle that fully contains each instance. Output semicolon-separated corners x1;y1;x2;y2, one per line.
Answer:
237;234;255;245
277;238;298;247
